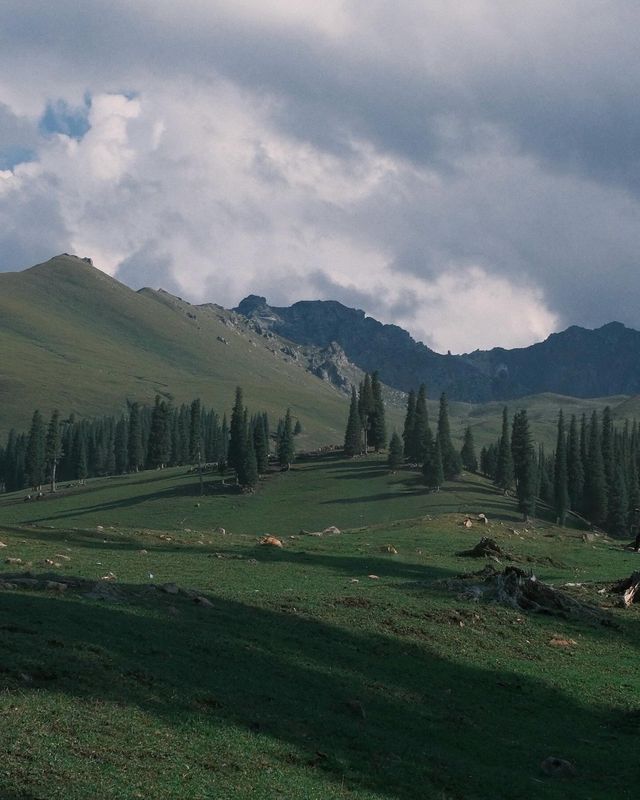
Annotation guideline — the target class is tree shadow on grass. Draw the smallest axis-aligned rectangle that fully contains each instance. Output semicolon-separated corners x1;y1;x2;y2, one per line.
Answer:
0;580;638;799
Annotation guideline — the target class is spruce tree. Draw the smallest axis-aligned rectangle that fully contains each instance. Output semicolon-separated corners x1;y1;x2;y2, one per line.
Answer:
494;407;514;494
44;410;63;492
512;409;536;520
608;462;629;537
601;406;614;496
553;411;569;526
437;393;460;478
358;374;374;453
228;387;247;477
114;415;128;474
278;408;295;468
387;432;403;471
148;396;171;468
567;414;584;513
127;402;144;472
585;411;608;527
72;426;88;482
402;389;417;461
423;435;444;490
189;399;202;464
344;387;363;457
537;444;553;505
25;410;46;489
460;426;478;472
239;436;258;488
253;415;269;474
413;384;431;464
369;371;387;451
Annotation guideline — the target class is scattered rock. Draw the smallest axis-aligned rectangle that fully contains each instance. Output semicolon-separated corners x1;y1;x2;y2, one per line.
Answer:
0;581;17;590
323;526;341;535
540;756;576;778
54;554;71;561
96;526;104;531
216;527;226;535
0;541;7;548
582;533;596;543
548;636;577;647
5;558;23;565
45;581;68;593
368;574;380;580
161;583;180;595
259;535;283;548
138;549;148;555
193;596;213;608
463;518;473;528
100;572;117;581
478;514;489;524
380;545;398;554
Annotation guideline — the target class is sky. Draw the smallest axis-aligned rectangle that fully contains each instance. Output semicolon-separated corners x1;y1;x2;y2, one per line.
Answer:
1;1;639;354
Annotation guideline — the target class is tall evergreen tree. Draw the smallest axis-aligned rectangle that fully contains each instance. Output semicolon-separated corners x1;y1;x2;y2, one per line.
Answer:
114;415;128;474
402;389;417;461
387;432;403;471
127;402;144;472
44;410;63;492
460;426;478;472
253;415;269;474
608;462;629;537
553;411;569;525
567;414;584;513
369;371;387;451
358;374;374;453
148;396;171;468
495;407;514;494
344;387;363;457
413;384;430;464
228;387;247;477
277;408;295;468
25;410;46;489
537;444;553;505
512;409;536;520
423;435;444;490
601;406;614;496
585;411;608;527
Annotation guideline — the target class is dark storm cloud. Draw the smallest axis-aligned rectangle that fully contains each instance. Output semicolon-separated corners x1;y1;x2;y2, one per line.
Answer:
1;1;640;344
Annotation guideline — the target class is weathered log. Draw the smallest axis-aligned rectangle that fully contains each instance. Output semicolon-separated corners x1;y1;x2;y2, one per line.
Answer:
610;571;640;608
456;537;508;559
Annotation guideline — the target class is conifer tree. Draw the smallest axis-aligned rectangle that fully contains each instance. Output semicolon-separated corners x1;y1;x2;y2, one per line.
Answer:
127;402;144;472
537;444;553;505
277;408;295;468
344;387;363;457
228;387;247;477
369;371;387;451
553;411;569;525
114;416;128;474
189;399;202;464
25;410;46;489
402;389;417;461
437;393;460;478
293;419;302;436
387;432;403;471
460;426;478;472
45;410;63;492
608;462;629;537
495;407;514;494
413;384;429;464
512;409;536;520
567;414;584;513
423;435;444;490
585;411;608;527
239;435;258;488
358;374;374;453
148;395;171;468
253;415;269;474
601;406;614;495
72;426;88;482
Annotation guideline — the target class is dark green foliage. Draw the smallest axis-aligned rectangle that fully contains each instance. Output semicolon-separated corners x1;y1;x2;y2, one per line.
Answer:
601;406;614;494
537;445;553;506
567;414;584;513
480;443;497;479
460;426;478;472
553;411;569;526
512;409;536;519
128;402;144;472
148;396;171;469
369;372;387;451
189;399;202;464
253;415;269;474
114;416;128;474
402;389;416;461
344;387;363;457
413;385;430;464
585;411;608;527
293;419;302;436
25;410;46;488
608;462;629;537
437;393;460;478
45;410;63;491
238;435;258;488
358;374;374;452
494;407;514;493
277;408;295;468
228;388;247;477
387;432;403;471
423;435;444;490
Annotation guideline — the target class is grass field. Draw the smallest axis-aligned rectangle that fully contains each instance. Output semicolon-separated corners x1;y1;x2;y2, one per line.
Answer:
1;456;639;799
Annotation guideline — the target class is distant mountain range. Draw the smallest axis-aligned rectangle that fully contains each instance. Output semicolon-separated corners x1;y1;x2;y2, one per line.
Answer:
235;295;640;402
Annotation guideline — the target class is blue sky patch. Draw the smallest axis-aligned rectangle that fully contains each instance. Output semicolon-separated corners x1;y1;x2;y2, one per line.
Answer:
0;146;36;170
39;95;91;140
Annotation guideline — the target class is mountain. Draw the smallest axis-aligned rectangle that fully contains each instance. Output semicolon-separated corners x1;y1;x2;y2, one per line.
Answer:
235;296;640;402
0;255;370;444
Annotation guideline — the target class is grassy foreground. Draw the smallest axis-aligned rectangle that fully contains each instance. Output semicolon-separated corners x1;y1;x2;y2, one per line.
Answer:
1;457;639;799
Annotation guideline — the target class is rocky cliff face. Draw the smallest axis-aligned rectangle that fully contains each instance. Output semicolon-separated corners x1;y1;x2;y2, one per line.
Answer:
234;297;640;401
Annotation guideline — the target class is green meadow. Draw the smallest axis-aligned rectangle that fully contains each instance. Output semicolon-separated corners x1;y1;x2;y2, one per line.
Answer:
1;456;639;799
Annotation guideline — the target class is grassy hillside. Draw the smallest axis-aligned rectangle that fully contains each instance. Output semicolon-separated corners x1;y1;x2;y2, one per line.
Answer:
0;458;638;799
0;255;358;446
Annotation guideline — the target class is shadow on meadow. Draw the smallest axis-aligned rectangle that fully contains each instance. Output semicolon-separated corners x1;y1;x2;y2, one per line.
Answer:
0;579;638;799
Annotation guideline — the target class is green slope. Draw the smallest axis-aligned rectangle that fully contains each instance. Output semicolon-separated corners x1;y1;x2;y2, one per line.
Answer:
0;255;355;445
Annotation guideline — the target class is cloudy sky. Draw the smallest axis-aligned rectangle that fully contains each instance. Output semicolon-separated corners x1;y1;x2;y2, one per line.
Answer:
1;1;639;353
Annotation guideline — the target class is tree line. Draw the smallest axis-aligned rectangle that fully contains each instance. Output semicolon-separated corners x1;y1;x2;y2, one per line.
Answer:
480;406;640;536
0;389;297;493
